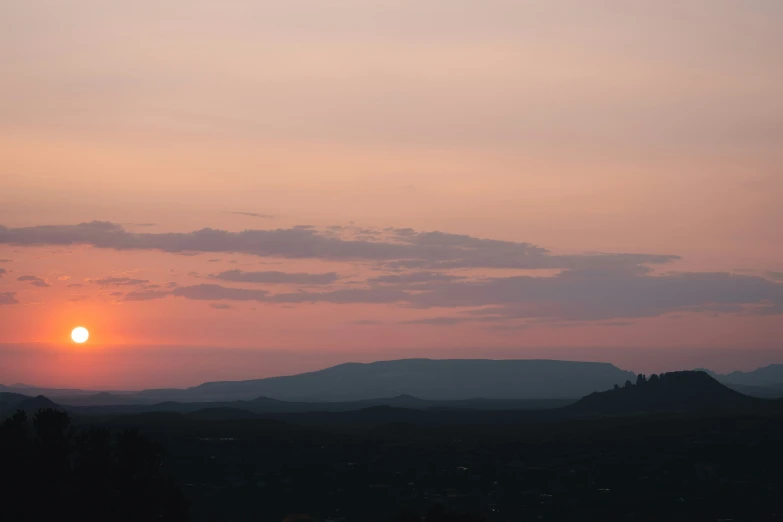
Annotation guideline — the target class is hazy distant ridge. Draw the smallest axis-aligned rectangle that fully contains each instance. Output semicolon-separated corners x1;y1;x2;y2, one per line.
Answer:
134;358;636;402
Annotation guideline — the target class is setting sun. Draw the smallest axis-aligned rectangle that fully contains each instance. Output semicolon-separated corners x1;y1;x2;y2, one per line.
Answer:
71;326;89;344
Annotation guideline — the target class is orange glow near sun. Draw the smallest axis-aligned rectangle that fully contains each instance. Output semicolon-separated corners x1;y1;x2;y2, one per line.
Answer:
71;326;89;344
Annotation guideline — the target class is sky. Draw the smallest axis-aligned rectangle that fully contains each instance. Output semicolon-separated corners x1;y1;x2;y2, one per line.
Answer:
1;1;782;389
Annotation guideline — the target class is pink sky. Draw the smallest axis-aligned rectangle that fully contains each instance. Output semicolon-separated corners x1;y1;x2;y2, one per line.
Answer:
1;1;782;388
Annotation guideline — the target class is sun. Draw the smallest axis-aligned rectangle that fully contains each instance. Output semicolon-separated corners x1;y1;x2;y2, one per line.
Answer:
71;326;89;344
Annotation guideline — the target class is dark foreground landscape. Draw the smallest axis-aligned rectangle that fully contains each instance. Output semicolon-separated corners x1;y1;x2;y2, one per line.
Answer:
3;362;783;522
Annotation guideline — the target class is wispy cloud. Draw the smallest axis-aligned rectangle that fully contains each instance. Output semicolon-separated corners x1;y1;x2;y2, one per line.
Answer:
17;275;50;287
402;314;506;326
227;212;275;219
92;276;150;286
117;268;783;322
212;269;339;285
5;221;781;323
0;221;679;270
171;284;270;302
122;289;170;301
0;292;19;305
368;271;463;284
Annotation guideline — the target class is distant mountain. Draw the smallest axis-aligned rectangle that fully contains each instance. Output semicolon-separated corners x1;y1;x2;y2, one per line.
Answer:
135;359;636;402
66;394;576;416
2;395;63;417
724;382;783;399
0;383;132;399
568;371;771;415
713;364;783;387
0;391;31;413
55;392;155;407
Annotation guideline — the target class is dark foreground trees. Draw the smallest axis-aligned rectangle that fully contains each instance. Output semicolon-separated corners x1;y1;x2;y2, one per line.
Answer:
391;505;486;522
0;408;188;522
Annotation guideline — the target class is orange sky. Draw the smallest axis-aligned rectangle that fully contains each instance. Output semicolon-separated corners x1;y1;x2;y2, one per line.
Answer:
1;1;782;388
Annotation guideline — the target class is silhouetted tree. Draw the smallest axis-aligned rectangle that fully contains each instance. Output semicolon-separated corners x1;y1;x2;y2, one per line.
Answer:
0;408;188;522
283;515;317;522
636;374;647;386
425;504;486;522
0;410;32;521
33;408;72;519
649;373;660;384
624;380;633;388
613;384;619;390
392;508;422;522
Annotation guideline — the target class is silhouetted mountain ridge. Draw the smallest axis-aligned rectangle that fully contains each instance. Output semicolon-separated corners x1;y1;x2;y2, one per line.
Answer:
714;364;783;386
11;395;63;414
135;358;635;402
568;371;772;415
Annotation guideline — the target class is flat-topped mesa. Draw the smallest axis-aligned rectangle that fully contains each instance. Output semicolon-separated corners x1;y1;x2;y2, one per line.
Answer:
146;358;636;402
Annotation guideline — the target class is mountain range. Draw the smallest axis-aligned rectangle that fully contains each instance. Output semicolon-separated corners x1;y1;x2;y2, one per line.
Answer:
3;359;636;404
4;359;783;407
3;371;781;424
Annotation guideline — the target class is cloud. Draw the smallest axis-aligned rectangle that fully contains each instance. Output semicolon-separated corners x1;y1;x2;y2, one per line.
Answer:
227;212;275;219
209;303;234;310
17;275;50;287
354;319;382;325
67;283;84;288
403;316;478;326
9;222;780;323
164;284;405;305
0;292;20;305
270;288;408;304
417;269;783;321
0;221;678;271
483;323;531;331
402;315;503;326
768;271;783;281
120;284;408;305
92;276;150;286
212;269;339;285
122;289;169;301
368;271;463;284
0;259;11;263
0;268;5;278
57;275;71;281
172;284;270;302
114;264;783;322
